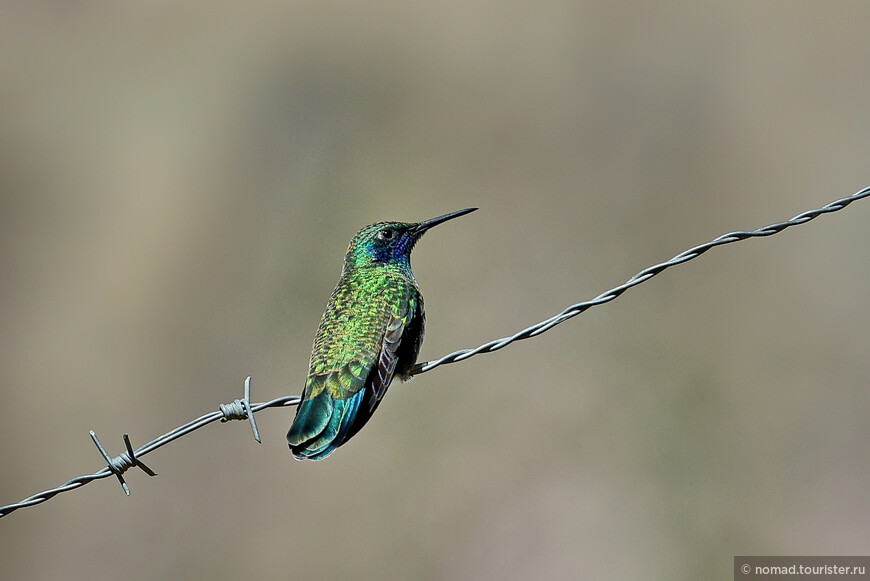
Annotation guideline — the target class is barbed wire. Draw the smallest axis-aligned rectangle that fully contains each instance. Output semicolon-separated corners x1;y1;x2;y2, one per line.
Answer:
1;185;868;520
0;378;301;519
410;185;870;374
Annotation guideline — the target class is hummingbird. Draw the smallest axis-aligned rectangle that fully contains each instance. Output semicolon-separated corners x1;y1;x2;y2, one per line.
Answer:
287;208;477;460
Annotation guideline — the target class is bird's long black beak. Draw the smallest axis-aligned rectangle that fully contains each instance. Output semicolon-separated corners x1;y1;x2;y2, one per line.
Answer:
411;207;478;235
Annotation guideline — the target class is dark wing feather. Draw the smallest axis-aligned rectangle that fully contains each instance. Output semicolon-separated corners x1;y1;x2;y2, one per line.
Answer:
394;293;424;380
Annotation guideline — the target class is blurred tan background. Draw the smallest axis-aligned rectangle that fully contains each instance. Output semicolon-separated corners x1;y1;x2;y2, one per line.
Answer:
2;2;869;579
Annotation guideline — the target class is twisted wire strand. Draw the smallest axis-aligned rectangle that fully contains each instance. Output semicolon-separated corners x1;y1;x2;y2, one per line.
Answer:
0;390;300;518
1;185;868;520
409;185;870;374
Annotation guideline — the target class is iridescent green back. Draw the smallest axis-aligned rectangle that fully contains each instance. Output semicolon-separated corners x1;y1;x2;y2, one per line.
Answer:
306;265;419;400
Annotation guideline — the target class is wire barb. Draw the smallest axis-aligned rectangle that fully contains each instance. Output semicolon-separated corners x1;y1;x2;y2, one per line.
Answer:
89;432;157;496
0;185;868;519
218;376;262;443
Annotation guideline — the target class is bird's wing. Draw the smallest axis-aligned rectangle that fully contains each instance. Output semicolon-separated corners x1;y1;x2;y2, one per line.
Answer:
287;285;417;460
369;311;405;405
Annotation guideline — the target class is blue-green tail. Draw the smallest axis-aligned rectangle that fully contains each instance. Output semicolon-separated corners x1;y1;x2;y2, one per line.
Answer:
287;388;379;460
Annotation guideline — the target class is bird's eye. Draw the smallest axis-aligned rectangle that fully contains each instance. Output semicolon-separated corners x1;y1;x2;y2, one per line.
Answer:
377;229;395;241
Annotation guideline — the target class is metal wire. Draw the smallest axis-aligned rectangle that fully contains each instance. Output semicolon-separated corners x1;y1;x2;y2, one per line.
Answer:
1;185;868;520
0;380;299;519
409;185;870;374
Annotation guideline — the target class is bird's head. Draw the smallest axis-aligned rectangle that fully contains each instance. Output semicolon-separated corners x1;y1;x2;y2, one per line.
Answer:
343;208;477;273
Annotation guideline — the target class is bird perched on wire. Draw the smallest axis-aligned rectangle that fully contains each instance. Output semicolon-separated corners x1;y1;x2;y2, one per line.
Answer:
287;208;477;460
